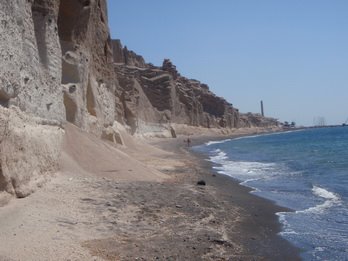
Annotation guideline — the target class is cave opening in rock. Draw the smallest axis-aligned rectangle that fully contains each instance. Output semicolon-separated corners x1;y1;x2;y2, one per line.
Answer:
83;0;91;7
61;56;80;84
63;93;77;123
58;0;90;48
58;0;82;43
0;164;7;192
86;79;97;116
58;0;83;87
58;0;86;122
0;90;9;108
32;0;49;67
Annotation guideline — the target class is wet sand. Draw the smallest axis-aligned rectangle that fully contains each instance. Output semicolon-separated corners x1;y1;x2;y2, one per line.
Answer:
146;135;302;260
84;133;301;260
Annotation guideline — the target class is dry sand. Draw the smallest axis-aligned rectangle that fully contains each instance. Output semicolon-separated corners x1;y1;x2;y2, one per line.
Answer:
0;125;301;260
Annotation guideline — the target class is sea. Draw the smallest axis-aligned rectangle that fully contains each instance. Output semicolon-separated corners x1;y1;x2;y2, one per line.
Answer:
193;127;348;260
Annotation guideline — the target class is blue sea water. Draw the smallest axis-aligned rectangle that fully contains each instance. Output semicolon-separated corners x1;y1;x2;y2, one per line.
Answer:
194;127;348;260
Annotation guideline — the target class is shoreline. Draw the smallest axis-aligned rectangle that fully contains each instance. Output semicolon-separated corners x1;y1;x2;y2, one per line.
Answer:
192;148;301;260
0;127;302;260
151;131;302;260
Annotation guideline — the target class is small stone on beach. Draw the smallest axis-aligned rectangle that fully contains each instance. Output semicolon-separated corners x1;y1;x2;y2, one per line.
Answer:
197;180;206;186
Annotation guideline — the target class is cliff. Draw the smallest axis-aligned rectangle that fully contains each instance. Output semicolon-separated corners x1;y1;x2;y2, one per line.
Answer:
111;38;245;133
0;0;278;199
112;40;278;135
0;0;117;198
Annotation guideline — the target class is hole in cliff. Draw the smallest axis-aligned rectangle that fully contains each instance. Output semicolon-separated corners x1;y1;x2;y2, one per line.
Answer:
46;102;52;111
83;0;91;7
103;35;112;62
69;85;76;93
61;58;80;84
0;90;10;108
86;79;97;116
125;107;137;135
114;132;123;145
101;131;114;143
104;41;108;61
32;0;49;67
121;92;137;134
58;0;90;45
0;164;7;192
64;93;77;123
170;127;177;138
58;0;81;42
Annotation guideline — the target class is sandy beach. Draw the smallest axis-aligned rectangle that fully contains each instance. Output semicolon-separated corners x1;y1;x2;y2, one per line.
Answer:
0;125;301;260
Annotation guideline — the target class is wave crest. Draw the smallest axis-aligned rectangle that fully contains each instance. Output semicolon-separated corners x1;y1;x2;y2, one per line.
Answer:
205;139;231;146
296;186;342;214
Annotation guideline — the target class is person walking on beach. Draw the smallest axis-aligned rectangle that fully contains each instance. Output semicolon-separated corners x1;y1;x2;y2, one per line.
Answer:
185;137;191;147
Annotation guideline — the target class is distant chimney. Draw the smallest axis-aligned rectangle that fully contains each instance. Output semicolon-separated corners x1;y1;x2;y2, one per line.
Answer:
261;100;264;117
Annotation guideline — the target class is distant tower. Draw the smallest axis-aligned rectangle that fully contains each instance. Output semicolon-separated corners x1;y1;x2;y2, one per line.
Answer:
261;100;264;117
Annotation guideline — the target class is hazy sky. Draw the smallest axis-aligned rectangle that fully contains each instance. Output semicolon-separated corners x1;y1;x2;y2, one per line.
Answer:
107;0;348;126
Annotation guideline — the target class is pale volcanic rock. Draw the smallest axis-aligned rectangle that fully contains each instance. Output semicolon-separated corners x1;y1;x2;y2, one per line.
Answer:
0;0;279;200
0;0;65;122
0;0;65;199
58;0;116;132
113;44;278;134
0;0;118;198
113;52;242;133
0;106;63;199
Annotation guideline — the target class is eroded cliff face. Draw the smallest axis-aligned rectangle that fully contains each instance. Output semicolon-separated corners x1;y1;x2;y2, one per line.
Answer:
58;0;116;135
0;0;118;198
112;40;279;134
113;41;241;135
0;0;278;199
0;0;65;198
0;0;64;121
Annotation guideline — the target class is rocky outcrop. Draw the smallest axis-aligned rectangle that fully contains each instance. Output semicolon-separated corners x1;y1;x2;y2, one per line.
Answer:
239;113;279;128
0;0;117;132
58;0;116;134
112;44;279;135
0;107;63;198
0;0;278;199
113;50;241;135
0;0;64;122
0;0;65;199
111;40;146;68
0;0;117;199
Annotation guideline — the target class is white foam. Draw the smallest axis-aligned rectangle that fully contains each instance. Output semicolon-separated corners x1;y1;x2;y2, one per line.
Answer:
214;160;278;181
314;247;325;252
240;178;260;185
312;186;340;201
296;186;342;214
279;230;299;236
227;129;306;142
209;149;228;162
277;212;299;236
205;139;231;146
204;131;301;147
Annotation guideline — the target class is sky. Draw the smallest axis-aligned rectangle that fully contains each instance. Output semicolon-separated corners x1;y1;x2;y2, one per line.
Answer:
107;0;348;126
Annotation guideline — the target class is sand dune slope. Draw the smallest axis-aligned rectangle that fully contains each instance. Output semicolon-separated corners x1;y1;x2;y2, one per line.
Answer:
60;124;167;182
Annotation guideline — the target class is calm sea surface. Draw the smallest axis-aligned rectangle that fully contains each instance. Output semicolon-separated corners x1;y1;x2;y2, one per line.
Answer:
194;127;348;260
